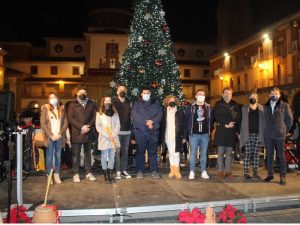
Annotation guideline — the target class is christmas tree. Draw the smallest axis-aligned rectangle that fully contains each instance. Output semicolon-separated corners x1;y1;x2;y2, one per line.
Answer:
112;0;185;106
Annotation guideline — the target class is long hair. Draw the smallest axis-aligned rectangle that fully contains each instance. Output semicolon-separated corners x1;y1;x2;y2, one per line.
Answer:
48;92;62;119
97;96;117;115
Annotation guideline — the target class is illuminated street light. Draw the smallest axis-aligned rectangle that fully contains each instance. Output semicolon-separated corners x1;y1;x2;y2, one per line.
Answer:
224;52;229;57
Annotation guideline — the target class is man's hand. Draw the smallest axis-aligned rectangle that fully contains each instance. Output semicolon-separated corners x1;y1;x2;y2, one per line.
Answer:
81;125;90;134
182;139;186;144
225;122;235;128
146;120;154;129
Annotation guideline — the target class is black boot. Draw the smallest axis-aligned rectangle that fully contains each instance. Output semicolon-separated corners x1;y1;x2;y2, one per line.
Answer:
108;169;115;183
103;170;109;184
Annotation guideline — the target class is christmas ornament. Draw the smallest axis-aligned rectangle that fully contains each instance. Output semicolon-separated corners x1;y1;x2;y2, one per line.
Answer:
155;60;162;67
128;65;132;70
158;87;164;95
131;88;139;96
138;36;143;42
109;81;116;88
161;79;166;85
144;13;151;20
138;68;145;74
134;52;141;58
159;11;165;17
162;24;169;32
151;82;158;88
144;40;151;46
158;48;167;55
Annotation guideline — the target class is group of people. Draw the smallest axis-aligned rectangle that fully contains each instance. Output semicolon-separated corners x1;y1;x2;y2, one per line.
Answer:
39;84;294;186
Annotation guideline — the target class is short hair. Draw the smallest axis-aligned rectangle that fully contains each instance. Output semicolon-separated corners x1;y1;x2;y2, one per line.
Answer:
222;86;233;93
140;86;151;93
74;85;87;96
271;86;280;93
117;84;127;90
163;95;180;108
195;89;206;95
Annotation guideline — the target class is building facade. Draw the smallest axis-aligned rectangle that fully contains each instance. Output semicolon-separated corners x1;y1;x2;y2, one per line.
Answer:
210;10;300;116
1;7;215;113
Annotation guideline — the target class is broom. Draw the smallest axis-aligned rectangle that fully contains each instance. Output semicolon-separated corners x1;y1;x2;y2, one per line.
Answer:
44;168;53;205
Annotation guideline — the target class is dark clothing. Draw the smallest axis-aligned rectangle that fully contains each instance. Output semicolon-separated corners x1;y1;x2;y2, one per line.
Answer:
112;98;132;131
67;99;97;143
131;98;162;172
249;108;259;134
185;102;212;136
72;142;92;174
264;100;293;140
214;98;241;147
161;108;187;153
131;99;162;134
192;105;208;134
264;99;293;177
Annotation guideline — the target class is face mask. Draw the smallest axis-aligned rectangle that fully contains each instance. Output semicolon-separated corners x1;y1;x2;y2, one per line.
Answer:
270;95;279;102
49;98;58;106
119;91;126;98
104;103;112;109
168;102;176;107
142;94;150;101
196;95;205;103
249;98;256;105
78;94;87;100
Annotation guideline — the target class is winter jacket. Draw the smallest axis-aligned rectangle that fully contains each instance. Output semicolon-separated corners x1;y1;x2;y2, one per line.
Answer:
112;98;132;132
67;99;96;143
185;102;213;136
264;99;293;140
213;98;242;147
40;104;68;147
131;98;162;135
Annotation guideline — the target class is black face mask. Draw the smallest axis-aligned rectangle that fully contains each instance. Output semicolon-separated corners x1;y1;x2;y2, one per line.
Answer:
78;94;87;100
249;98;257;105
119;91;126;98
168;102;176;107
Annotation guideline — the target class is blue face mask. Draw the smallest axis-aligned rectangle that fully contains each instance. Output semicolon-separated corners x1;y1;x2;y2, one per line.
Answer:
142;94;150;101
270;95;279;102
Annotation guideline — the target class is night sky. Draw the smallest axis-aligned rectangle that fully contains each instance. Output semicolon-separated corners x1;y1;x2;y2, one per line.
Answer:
0;0;299;47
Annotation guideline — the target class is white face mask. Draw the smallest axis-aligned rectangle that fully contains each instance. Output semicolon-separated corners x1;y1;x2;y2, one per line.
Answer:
142;94;150;101
50;98;58;106
196;95;205;103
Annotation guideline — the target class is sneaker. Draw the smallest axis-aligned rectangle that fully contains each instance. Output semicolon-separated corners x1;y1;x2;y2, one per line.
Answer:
279;177;286;185
53;173;62;184
152;171;161;179
244;174;252;180
189;171;195;180
201;171;210;179
121;171;132;179
116;171;121;180
137;171;144;179
73;174;80;183
252;172;261;180
86;173;96;181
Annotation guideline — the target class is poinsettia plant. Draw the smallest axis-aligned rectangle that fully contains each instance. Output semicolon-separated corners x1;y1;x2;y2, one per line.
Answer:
178;204;247;223
4;205;32;223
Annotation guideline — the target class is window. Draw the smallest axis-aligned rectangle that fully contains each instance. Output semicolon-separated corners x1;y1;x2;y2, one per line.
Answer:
72;66;80;75
30;65;38;75
74;45;83;53
177;49;185;56
277;39;284;57
50;66;58;75
237;76;241;91
244;73;248;91
183;69;191;77
54;44;63;53
203;69;209;78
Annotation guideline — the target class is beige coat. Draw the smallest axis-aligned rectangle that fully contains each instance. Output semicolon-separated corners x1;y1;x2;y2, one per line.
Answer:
40;104;68;147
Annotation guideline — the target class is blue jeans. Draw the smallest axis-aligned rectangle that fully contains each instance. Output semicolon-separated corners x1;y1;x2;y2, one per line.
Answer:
46;140;61;175
265;138;286;177
101;148;115;170
135;131;159;173
116;134;131;171
189;133;209;172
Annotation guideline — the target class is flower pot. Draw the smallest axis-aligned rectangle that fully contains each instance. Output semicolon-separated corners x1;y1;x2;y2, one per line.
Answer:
32;205;57;223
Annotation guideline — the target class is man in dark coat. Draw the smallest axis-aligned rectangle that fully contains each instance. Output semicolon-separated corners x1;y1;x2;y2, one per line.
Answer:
67;86;97;183
131;87;162;179
214;87;241;179
263;87;293;185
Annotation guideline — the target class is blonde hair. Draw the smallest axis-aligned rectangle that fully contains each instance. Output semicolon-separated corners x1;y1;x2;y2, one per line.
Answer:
163;95;180;108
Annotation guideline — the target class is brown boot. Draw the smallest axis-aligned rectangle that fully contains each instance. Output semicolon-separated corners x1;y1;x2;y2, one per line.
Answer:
168;165;175;178
217;171;224;178
174;166;182;179
225;171;234;179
